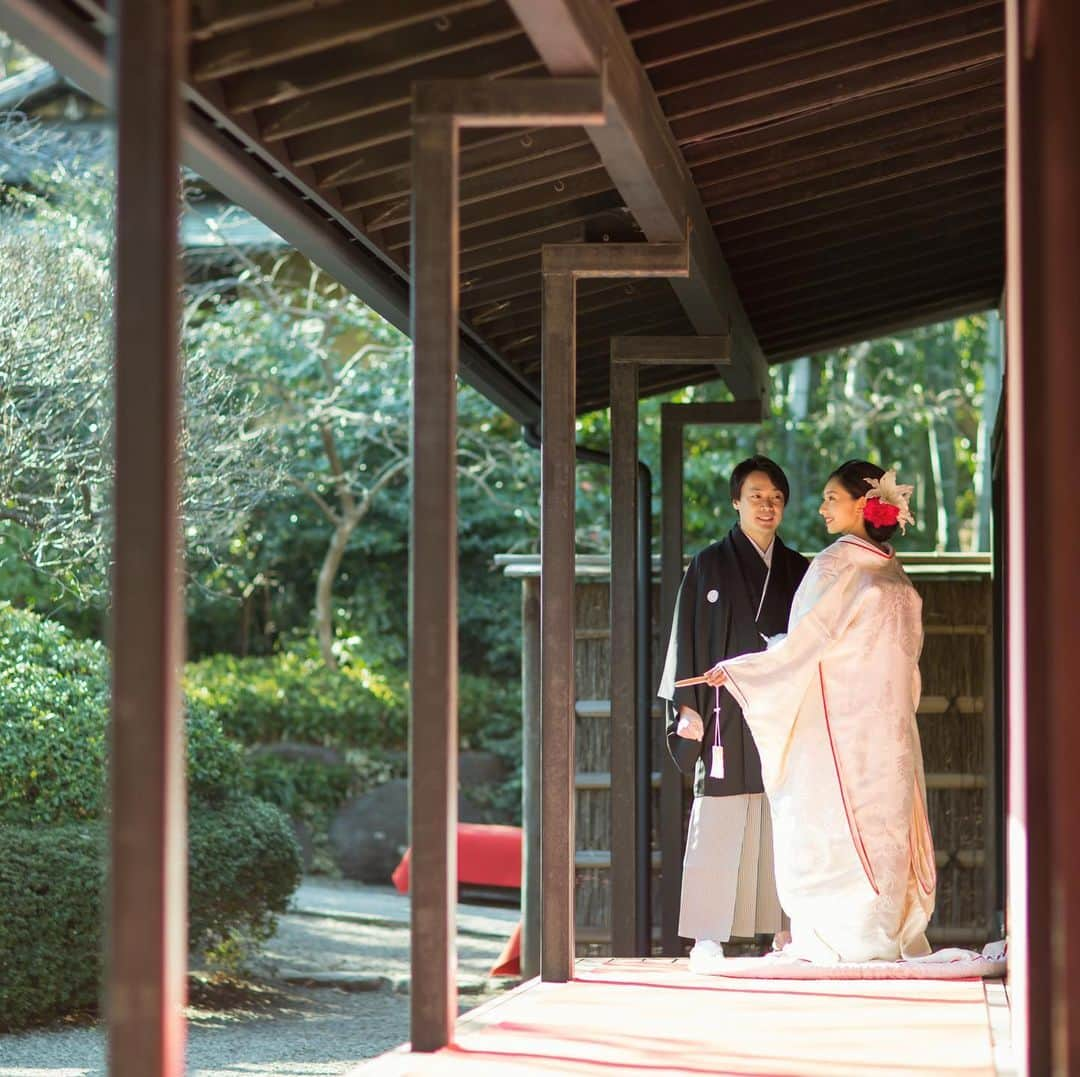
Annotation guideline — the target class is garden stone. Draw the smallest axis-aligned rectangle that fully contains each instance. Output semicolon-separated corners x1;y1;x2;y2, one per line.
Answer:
329;779;486;883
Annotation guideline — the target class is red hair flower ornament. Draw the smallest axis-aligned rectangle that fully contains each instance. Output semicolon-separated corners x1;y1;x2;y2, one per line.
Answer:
863;470;915;534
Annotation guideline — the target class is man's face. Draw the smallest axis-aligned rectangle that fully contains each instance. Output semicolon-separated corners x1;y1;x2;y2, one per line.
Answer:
733;470;786;538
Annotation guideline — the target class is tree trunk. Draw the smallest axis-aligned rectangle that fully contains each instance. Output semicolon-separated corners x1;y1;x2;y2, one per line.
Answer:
316;517;357;670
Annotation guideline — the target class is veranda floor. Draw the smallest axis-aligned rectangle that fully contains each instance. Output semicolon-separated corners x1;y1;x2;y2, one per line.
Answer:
356;958;1013;1076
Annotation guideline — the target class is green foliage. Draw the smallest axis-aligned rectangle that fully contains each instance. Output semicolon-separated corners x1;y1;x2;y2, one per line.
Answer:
184;649;403;747
187;795;302;954
248;753;355;821
0;798;301;1031
0;822;103;1030
0;603;244;824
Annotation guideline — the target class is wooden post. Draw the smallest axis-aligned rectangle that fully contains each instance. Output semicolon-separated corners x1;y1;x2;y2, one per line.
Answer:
540;244;689;981
409;77;604;1047
609;358;639;957
108;2;187;1075
656;399;762;956
1006;1;1080;1069
520;576;542;979
409;109;460;1052
609;337;731;957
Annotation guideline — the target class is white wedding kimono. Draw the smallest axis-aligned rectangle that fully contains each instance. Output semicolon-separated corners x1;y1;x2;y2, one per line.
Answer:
718;534;936;963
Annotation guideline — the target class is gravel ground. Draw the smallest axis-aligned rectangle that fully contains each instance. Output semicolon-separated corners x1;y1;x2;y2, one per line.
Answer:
0;896;514;1076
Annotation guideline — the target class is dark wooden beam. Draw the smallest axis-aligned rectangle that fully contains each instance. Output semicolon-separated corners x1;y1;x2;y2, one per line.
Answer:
764;291;999;362
696;104;1003;205
108;1;187;1074
383;178;618;251
256;38;540;140
681;60;1004;171
337;128;592;211
713;155;1003;239
611;335;732;364
507;0;769;402
719;175;1004;255
630;0;894;68
730;201;1003;277
707;131;1004;223
192;1;492;80
668;29;1003;147
351;142;602;225
223;5;526;111
689;82;1003;190
189;0;343;40
757;265;1004;337
740;228;1002;305
759;276;1002;352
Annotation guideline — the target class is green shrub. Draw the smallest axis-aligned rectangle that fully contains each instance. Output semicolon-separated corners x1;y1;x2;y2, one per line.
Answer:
248;752;355;821
188;795;302;953
0;603;245;824
0;797;301;1031
0;822;104;1031
184;651;404;748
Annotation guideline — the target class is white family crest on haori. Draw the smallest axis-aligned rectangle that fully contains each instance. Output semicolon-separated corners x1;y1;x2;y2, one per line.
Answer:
864;469;916;534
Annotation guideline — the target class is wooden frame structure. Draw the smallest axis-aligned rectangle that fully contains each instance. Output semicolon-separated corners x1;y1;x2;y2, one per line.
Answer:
409;75;604;1049
656;399;765;954
107;3;187;1074
539;239;689;981
608;336;733;956
7;0;1080;1069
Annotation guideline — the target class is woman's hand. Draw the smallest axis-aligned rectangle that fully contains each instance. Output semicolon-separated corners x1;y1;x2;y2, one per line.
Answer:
703;662;727;688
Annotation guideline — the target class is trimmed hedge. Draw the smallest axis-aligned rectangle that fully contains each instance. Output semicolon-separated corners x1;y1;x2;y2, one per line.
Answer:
184;651;403;747
0;603;244;824
0;797;301;1032
0;603;302;1029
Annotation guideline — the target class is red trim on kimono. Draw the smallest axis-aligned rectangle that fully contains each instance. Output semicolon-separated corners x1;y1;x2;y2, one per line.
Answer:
819;663;880;896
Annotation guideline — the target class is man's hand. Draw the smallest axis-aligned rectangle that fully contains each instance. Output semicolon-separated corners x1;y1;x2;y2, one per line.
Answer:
675;706;704;741
703;662;727;688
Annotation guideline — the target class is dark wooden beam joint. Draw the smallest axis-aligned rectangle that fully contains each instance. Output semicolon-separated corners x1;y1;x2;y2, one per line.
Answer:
611;334;732;366
508;0;768;403
412;75;605;129
542;232;690;280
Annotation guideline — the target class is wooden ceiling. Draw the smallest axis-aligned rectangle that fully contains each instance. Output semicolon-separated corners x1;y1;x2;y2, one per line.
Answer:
15;0;1004;416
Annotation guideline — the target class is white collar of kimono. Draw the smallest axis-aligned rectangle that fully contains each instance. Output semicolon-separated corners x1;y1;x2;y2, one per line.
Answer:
746;533;774;568
837;533;895;560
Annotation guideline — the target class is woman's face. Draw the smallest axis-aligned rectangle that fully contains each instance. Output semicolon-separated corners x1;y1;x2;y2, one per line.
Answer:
819;477;865;535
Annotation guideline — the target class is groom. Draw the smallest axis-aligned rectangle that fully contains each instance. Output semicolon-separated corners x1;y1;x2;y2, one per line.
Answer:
658;455;808;960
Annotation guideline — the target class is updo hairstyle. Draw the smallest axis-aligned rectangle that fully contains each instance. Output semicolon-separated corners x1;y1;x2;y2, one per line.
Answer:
827;459;899;543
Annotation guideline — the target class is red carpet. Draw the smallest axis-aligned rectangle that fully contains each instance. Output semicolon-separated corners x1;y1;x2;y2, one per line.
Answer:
356;958;999;1075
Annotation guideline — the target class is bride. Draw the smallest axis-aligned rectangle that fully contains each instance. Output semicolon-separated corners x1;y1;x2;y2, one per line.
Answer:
702;460;936;964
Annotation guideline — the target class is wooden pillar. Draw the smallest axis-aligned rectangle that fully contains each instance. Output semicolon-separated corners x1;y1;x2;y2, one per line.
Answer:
540;244;688;981
1007;2;1080;1071
609;358;640;957
610;337;732;957
108;2;187;1075
656;399;762;956
409;109;460;1052
540;268;578;983
659;410;685;957
409;78;604;1046
520;576;542;979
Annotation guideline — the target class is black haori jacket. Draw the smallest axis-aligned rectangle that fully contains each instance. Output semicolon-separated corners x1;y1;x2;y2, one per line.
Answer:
658;525;809;797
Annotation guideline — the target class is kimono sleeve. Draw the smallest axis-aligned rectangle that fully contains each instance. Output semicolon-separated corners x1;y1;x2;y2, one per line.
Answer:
718;558;861;764
658;559;706;775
